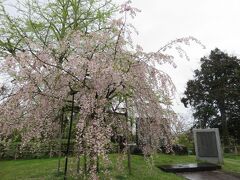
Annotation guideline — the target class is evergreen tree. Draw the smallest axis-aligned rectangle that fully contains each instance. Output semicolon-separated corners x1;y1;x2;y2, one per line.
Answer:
182;48;240;145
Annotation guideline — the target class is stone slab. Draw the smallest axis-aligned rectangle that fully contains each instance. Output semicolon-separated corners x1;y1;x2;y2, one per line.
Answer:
158;163;221;173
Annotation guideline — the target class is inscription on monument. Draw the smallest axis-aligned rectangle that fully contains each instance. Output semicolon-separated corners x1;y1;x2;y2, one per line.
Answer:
196;132;218;157
193;128;223;164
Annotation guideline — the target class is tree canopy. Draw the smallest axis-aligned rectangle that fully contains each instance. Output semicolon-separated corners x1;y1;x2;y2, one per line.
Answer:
181;48;240;145
0;0;116;57
0;0;203;178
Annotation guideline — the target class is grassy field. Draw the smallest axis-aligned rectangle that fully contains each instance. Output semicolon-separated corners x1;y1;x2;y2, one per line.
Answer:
0;154;239;179
222;154;240;174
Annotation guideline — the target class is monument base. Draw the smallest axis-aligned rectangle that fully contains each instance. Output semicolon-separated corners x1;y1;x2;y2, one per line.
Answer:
158;163;221;173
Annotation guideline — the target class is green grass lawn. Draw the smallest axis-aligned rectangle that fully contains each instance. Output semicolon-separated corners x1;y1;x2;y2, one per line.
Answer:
0;154;239;180
222;154;240;175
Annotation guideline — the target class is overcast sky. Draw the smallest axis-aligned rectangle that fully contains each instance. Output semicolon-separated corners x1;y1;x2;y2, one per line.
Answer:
125;0;240;126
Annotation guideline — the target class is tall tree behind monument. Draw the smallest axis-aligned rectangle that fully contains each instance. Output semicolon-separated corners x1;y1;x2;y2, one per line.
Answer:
181;48;240;146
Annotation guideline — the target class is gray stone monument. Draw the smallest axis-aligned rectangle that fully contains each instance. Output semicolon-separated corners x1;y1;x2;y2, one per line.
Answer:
193;128;223;164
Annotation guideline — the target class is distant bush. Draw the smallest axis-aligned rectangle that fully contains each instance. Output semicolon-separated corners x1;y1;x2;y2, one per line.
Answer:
172;144;188;155
0;140;75;160
159;144;188;155
130;145;143;155
108;143;119;154
175;133;194;149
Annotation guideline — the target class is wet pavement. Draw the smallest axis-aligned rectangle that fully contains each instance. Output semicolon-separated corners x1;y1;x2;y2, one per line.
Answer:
177;171;240;180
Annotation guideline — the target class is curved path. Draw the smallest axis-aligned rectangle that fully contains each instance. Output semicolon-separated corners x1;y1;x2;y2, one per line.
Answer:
178;171;240;180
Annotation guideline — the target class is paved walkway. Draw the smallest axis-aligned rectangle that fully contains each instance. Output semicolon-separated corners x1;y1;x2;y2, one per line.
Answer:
177;171;240;180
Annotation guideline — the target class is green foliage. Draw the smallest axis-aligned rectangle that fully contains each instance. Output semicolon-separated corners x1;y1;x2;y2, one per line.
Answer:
175;133;193;149
0;0;116;56
181;48;240;145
